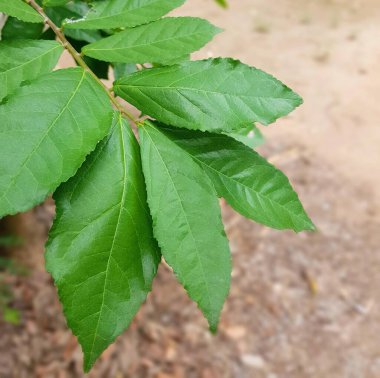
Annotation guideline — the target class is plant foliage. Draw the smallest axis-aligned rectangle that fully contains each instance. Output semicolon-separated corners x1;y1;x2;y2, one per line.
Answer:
0;0;314;372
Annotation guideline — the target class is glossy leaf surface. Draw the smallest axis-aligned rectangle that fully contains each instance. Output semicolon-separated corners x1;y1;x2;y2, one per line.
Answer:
0;40;63;101
83;17;221;64
0;68;113;218
115;58;303;132
139;121;231;331
46;114;160;371
65;0;186;30
155;125;315;232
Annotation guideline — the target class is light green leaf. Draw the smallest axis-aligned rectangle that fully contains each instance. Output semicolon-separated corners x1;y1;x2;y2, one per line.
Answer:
0;0;43;23
139;121;231;331
3;307;21;325
115;58;303;132
65;0;186;30
0;67;113;218
46;114;160;372
0;40;63;101
155;124;315;232
83;17;221;65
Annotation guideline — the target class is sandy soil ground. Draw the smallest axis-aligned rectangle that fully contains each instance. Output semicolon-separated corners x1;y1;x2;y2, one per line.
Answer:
1;0;380;377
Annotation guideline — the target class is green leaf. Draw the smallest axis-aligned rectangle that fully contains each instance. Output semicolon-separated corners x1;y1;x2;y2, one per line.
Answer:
139;121;231;331
83;17;221;65
0;0;43;23
226;124;264;149
112;63;138;81
68;37;109;79
43;0;70;7
0;67;113;218
1;17;44;40
0;40;63;101
154;124;315;232
46;3;103;43
114;58;303;132
3;307;21;325
46;114;160;372
65;0;186;30
215;0;228;8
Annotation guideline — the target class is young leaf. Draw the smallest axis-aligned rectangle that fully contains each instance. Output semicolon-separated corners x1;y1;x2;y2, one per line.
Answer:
65;0;186;30
0;0;43;23
46;114;160;372
0;67;113;218
114;58;303;133
1;17;44;40
139;121;231;331
0;40;63;101
154;124;315;232
83;17;222;65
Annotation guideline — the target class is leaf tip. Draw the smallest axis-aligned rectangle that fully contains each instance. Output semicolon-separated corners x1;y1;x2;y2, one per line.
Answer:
83;357;95;374
295;217;317;233
306;219;317;232
215;26;225;35
209;323;219;334
82;343;103;373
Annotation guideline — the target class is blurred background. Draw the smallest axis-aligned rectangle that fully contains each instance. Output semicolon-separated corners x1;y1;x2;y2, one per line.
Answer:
1;0;380;377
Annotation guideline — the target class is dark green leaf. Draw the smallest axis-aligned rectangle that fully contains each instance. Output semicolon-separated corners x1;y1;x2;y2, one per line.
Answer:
1;17;44;40
0;40;63;101
46;114;160;372
65;0;186;30
112;63;138;81
155;124;315;232
68;37;109;79
0;67;113;218
83;17;221;65
114;58;303;132
46;3;102;43
0;0;43;23
139;121;231;331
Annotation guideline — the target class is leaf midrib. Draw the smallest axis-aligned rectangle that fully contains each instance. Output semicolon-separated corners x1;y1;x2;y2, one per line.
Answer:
173;140;310;229
144;124;214;313
86;115;128;367
0;44;61;77
69;0;177;25
0;69;86;204
85;28;214;54
120;84;299;102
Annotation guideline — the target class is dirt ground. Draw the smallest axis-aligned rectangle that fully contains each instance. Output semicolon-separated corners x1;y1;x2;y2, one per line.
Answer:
1;0;380;377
